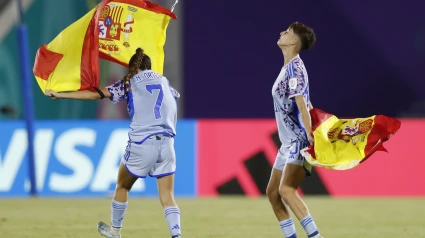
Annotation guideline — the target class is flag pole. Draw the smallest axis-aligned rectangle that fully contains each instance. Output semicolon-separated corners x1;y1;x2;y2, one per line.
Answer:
171;0;179;12
17;0;37;197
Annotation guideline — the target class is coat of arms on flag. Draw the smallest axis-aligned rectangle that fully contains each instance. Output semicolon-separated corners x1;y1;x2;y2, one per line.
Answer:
301;108;401;170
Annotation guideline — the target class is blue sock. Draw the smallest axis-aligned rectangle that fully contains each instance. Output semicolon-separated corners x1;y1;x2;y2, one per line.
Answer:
279;218;297;238
300;214;319;237
111;200;128;228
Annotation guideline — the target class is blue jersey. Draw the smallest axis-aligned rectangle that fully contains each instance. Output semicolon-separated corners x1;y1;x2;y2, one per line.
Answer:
107;70;180;143
272;55;310;145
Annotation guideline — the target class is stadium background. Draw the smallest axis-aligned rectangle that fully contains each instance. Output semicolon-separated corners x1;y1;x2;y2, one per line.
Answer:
0;0;424;237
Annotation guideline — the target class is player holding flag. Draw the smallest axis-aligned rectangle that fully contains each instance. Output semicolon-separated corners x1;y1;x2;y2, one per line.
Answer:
46;48;182;238
266;22;323;238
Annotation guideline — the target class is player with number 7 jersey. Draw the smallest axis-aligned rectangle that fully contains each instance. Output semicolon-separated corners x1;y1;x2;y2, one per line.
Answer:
108;64;179;144
45;48;182;238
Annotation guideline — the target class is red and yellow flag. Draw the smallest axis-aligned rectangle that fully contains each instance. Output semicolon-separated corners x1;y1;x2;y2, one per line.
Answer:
301;108;401;170
33;0;176;93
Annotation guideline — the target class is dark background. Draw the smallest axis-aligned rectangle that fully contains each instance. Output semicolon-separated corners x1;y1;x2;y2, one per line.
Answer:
183;0;425;118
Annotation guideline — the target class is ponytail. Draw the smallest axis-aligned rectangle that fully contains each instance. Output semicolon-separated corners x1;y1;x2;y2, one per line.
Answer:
124;48;144;89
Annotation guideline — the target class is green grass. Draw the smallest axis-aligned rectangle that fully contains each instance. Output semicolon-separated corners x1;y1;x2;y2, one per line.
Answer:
1;196;424;237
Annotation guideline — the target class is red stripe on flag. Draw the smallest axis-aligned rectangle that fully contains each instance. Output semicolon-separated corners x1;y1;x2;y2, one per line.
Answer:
33;44;64;80
310;108;334;132
79;0;114;91
362;115;401;164
112;0;177;19
79;21;99;90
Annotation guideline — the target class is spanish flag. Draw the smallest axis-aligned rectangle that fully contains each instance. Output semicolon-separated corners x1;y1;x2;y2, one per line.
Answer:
33;0;176;93
301;108;401;170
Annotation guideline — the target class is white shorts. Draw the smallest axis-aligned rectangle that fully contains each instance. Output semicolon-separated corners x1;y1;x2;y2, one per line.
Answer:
273;140;312;175
123;134;176;178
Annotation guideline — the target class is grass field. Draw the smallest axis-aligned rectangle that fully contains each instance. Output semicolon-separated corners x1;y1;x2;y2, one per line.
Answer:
1;196;424;238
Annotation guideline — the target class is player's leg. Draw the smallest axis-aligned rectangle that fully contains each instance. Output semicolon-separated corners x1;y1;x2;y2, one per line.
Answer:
267;148;297;238
279;141;322;238
98;161;138;238
157;174;181;238
98;140;157;238
112;161;138;224
152;136;181;238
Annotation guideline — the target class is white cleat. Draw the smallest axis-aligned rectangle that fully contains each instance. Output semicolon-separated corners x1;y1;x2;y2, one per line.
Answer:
311;235;324;238
97;221;121;238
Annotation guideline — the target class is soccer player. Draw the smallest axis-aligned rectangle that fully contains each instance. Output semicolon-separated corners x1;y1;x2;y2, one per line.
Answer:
266;22;323;238
45;48;182;238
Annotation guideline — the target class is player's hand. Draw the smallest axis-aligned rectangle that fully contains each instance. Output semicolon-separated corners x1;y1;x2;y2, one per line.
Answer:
45;90;60;99
307;133;314;145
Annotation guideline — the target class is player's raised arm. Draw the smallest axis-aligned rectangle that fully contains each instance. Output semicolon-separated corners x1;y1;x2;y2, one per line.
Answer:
45;79;128;103
45;87;110;100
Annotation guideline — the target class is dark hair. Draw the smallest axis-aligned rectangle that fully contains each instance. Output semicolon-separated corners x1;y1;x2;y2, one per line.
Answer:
124;48;152;88
290;22;316;51
129;52;151;71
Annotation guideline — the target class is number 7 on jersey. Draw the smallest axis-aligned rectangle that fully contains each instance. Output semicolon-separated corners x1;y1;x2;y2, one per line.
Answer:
145;84;164;119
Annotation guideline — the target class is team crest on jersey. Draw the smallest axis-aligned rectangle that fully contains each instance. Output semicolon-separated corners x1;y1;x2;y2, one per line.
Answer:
289;78;297;90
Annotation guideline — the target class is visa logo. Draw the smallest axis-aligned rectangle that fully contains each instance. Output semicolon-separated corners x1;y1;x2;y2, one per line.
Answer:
0;127;145;195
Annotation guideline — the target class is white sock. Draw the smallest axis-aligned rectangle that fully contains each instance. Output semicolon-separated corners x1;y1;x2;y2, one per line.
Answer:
279;218;297;238
164;206;181;236
300;214;319;237
111;200;128;228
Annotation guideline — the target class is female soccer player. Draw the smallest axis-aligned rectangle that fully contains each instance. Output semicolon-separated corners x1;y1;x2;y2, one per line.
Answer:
46;48;182;238
266;22;323;238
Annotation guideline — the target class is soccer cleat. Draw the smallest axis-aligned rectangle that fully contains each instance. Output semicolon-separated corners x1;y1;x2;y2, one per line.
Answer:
97;221;121;238
171;235;181;238
310;235;323;238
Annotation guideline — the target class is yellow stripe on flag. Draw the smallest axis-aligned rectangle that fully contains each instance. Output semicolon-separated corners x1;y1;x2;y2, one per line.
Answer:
35;8;97;93
98;2;173;74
